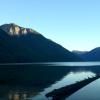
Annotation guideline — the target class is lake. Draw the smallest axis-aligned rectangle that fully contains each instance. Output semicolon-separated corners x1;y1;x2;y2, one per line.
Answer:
0;62;100;100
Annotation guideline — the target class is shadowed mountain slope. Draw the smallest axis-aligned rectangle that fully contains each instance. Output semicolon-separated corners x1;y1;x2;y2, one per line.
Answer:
73;47;100;61
0;23;81;63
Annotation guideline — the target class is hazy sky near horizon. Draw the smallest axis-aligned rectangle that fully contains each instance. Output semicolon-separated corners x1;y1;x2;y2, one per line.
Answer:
0;0;100;51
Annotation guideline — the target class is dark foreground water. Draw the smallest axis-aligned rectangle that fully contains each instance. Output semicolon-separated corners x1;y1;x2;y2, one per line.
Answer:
0;62;100;100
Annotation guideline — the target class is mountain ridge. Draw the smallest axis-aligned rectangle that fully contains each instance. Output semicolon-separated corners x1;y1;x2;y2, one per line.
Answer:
0;23;40;35
0;23;81;63
73;47;100;61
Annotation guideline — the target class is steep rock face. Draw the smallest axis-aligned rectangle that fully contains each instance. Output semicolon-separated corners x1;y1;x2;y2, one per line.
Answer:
0;23;81;63
0;23;38;35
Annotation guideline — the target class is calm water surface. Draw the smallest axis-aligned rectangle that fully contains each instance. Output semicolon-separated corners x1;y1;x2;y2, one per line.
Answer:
0;62;100;100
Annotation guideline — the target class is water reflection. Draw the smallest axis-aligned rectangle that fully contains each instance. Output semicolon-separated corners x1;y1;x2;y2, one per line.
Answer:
8;92;28;100
43;71;96;94
32;71;96;100
46;74;100;100
0;62;100;100
67;78;100;100
0;86;38;100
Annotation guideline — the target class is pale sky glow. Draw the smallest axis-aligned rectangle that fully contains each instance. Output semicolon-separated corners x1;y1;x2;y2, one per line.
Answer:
0;0;100;51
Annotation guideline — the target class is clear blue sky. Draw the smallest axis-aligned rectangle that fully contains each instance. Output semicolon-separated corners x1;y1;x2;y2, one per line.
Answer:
0;0;100;51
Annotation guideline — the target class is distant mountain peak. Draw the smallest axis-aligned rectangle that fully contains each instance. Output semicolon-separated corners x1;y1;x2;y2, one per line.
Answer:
72;50;88;55
0;23;39;35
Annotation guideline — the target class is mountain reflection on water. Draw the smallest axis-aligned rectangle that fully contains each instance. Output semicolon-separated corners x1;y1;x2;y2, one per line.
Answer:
0;62;100;100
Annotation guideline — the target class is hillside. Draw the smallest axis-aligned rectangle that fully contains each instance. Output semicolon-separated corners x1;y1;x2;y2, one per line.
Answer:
0;23;81;63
